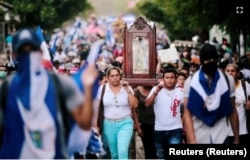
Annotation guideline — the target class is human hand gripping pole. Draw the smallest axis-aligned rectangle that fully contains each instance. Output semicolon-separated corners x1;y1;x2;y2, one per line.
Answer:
154;81;164;95
121;80;138;108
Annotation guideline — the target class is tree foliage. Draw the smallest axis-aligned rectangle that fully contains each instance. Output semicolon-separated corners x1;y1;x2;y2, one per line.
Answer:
6;0;92;30
137;0;250;45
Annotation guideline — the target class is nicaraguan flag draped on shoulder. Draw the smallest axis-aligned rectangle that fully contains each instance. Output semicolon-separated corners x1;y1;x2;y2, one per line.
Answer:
0;28;69;159
68;39;106;157
187;69;233;127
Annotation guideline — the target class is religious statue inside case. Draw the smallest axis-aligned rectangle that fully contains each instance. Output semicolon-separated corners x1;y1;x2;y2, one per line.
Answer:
123;17;158;85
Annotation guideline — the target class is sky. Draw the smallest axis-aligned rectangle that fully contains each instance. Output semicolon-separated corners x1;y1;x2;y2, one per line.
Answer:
88;0;139;17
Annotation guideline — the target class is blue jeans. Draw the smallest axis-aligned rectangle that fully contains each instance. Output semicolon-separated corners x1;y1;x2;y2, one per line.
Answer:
154;128;183;159
103;117;133;160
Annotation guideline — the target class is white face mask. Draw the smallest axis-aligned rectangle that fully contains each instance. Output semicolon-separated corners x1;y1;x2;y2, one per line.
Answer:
15;51;48;111
16;51;43;75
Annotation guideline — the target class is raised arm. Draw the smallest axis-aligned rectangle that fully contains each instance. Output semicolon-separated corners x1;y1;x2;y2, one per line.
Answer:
71;64;98;130
145;84;162;107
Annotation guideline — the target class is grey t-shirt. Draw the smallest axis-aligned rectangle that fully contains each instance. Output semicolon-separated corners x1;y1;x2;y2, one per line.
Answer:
57;74;84;112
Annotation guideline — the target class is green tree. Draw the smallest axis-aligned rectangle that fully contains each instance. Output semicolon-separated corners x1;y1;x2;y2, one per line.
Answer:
137;0;250;52
6;0;92;30
137;0;196;40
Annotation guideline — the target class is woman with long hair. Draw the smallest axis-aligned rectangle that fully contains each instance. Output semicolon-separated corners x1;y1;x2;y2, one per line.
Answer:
96;67;138;159
226;63;250;144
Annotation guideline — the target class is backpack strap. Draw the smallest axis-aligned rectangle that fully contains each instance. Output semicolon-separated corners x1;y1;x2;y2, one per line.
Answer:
223;73;230;91
0;80;9;112
241;80;247;102
223;73;230;126
50;73;70;138
97;84;106;133
100;84;106;108
0;75;14;145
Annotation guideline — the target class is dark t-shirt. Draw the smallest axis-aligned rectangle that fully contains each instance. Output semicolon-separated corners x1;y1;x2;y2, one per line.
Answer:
134;88;155;126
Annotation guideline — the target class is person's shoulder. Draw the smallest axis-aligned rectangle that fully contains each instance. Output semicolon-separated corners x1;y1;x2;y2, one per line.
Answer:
133;86;140;94
184;75;192;86
99;83;105;89
51;73;76;88
175;87;184;94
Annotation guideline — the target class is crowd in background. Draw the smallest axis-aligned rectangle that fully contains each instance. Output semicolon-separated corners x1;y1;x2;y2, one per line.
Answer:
0;13;250;159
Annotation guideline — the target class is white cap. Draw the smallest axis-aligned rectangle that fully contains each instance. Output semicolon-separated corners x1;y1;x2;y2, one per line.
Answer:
68;51;77;57
72;58;81;64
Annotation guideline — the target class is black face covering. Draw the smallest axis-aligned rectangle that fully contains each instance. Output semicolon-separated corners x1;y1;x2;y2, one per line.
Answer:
201;61;218;76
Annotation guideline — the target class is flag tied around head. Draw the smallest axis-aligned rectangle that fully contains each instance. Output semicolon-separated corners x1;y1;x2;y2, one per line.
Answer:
73;39;105;99
36;26;51;61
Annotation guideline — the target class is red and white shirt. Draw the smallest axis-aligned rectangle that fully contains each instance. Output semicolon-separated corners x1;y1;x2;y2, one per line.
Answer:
147;87;183;131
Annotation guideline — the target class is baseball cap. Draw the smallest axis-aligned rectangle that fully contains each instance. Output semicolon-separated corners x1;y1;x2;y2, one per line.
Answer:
72;58;80;64
12;28;40;53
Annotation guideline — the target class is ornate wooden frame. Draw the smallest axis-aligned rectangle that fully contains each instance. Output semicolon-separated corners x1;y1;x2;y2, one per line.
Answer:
123;17;157;85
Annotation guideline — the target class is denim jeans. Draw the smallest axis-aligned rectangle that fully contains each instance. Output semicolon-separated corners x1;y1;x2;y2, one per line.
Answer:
154;128;183;159
103;117;133;160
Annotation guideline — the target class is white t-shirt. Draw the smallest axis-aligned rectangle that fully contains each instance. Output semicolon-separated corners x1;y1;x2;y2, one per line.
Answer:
183;71;235;143
229;81;250;136
53;51;67;63
241;68;250;80
97;83;133;120
147;86;183;131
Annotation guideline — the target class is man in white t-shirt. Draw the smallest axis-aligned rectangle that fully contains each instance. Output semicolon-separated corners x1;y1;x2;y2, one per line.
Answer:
145;66;183;159
183;43;239;144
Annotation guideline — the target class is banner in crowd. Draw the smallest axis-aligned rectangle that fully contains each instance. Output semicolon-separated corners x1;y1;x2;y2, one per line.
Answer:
158;47;179;63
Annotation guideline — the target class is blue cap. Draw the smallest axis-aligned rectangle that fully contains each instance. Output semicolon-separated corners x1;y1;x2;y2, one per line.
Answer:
12;28;40;52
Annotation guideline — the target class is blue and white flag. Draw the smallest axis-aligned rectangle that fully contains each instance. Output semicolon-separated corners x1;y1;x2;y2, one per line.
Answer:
68;39;105;157
187;69;233;126
51;35;58;56
0;52;63;158
105;23;115;47
36;26;51;61
72;39;105;98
